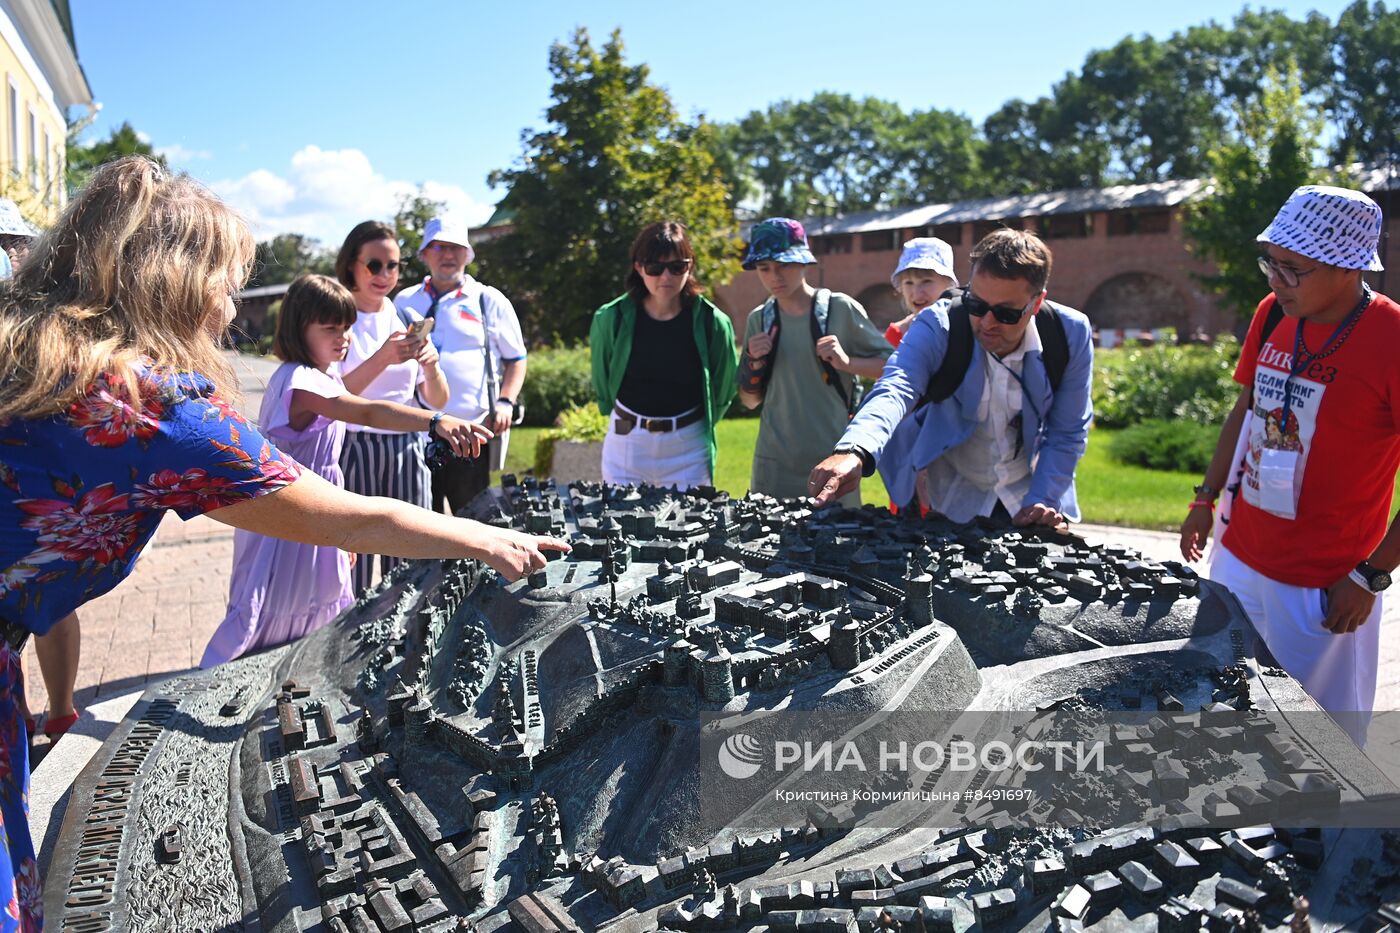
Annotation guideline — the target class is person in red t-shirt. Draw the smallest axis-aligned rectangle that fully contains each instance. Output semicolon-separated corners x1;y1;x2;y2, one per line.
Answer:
1180;185;1400;742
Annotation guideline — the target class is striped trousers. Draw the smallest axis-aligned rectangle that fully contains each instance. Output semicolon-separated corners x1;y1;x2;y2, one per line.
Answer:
339;431;431;594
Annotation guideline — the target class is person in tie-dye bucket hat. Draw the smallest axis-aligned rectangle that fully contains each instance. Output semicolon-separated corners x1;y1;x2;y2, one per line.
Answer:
736;217;891;504
1180;183;1399;745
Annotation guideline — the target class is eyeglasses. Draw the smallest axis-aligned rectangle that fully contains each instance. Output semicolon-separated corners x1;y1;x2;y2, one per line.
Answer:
361;258;403;277
641;259;691;277
1257;254;1318;289
428;242;467;253
961;286;1037;325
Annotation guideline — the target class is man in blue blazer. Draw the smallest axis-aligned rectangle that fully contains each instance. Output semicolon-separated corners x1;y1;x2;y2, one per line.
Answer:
808;229;1094;528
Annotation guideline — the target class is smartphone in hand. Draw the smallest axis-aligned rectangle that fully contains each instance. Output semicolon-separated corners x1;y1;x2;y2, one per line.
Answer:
405;317;435;342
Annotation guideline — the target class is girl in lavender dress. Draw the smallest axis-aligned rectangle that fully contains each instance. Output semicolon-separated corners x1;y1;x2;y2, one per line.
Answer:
202;275;487;667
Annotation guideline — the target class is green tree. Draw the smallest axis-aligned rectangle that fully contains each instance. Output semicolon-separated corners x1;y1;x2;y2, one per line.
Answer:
981;10;1333;191
393;190;446;290
720;94;983;215
1327;1;1400;164
1183;62;1326;319
480;28;737;343
981;95;1111;194
65;121;164;192
249;233;335;288
890;108;989;203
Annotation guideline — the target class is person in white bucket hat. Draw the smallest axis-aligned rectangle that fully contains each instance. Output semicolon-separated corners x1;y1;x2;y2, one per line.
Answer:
395;216;528;514
1180;184;1399;744
884;236;959;348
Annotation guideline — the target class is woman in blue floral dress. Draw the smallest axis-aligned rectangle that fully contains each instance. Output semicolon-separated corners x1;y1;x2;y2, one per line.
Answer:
0;158;568;930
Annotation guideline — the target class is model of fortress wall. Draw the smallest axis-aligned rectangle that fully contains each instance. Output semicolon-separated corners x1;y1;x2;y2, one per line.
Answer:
430;716;500;771
534;660;664;767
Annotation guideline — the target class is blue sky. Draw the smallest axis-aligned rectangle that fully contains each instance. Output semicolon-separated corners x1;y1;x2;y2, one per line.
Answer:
69;0;1354;245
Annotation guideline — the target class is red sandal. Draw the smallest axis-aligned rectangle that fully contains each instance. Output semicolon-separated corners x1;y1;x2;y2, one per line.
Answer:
42;710;80;739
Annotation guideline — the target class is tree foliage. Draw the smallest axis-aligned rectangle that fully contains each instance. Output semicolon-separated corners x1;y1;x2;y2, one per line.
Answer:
722;94;987;215
248;234;335;288
393;190;446;289
480;28;738;343
1328;1;1400;164
65;121;164;192
1182;62;1327;319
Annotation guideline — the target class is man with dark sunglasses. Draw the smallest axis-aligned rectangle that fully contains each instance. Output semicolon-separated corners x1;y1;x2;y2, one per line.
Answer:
808;229;1093;530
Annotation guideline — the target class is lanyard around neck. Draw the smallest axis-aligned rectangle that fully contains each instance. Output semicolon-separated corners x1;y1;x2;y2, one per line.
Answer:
1281;285;1371;427
986;349;1044;423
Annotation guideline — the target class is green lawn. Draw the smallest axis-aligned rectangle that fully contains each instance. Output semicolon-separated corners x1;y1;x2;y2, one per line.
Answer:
498;421;1400;532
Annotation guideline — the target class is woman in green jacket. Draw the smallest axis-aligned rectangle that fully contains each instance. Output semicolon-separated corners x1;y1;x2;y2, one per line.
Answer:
590;221;738;488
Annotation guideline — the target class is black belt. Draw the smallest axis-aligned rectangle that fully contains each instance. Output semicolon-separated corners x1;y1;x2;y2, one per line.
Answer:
614;409;703;434
1;619;29;652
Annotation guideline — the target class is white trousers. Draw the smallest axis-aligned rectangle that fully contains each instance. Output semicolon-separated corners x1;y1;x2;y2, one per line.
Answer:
1211;544;1381;745
601;411;710;489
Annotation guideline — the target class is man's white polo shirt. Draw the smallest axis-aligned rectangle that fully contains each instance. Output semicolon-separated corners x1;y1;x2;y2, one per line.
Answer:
394;275;527;422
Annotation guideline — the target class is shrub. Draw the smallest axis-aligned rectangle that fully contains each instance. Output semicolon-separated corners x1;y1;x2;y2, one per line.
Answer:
1093;337;1240;429
534;404;608;475
517;344;594;426
1107;418;1218;473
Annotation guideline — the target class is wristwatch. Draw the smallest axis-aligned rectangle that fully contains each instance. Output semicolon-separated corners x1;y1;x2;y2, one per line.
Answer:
1351;561;1393;594
833;443;875;477
496;396;517;410
1193;482;1220;500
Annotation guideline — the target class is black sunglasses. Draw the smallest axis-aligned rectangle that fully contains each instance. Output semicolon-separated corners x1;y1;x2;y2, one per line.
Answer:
641;259;691;276
361;258;403;276
961;286;1037;325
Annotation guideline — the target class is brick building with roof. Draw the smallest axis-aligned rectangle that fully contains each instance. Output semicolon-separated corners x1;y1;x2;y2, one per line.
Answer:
711;167;1400;341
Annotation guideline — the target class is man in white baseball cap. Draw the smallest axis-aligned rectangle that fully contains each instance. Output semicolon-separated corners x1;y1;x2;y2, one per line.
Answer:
395;216;528;513
1180;184;1399;743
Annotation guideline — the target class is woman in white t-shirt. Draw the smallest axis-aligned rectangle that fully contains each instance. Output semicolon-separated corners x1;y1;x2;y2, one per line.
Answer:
333;220;451;592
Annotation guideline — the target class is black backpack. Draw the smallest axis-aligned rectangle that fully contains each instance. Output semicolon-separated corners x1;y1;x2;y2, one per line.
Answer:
919;291;1072;407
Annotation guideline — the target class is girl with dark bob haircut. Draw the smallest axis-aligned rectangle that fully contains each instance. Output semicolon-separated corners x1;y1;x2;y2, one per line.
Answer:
590;221;738;489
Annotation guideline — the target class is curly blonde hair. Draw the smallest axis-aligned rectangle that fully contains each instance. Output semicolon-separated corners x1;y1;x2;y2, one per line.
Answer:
0;157;254;420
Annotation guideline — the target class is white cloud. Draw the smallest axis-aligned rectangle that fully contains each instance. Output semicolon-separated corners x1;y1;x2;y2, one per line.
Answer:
210;145;495;247
157;143;212;163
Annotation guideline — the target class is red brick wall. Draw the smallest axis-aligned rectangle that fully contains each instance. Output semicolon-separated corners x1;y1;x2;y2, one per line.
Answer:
711;207;1400;341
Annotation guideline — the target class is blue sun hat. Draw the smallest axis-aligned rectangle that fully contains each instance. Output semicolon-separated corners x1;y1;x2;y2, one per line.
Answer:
1258;185;1384;271
891;237;958;287
742;217;817;270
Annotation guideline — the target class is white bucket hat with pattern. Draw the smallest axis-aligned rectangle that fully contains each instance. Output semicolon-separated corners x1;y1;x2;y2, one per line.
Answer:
891;237;959;287
1258;185;1384;272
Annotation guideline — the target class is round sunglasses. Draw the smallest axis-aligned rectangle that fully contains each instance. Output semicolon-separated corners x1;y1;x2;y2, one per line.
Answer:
361;258;403;276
